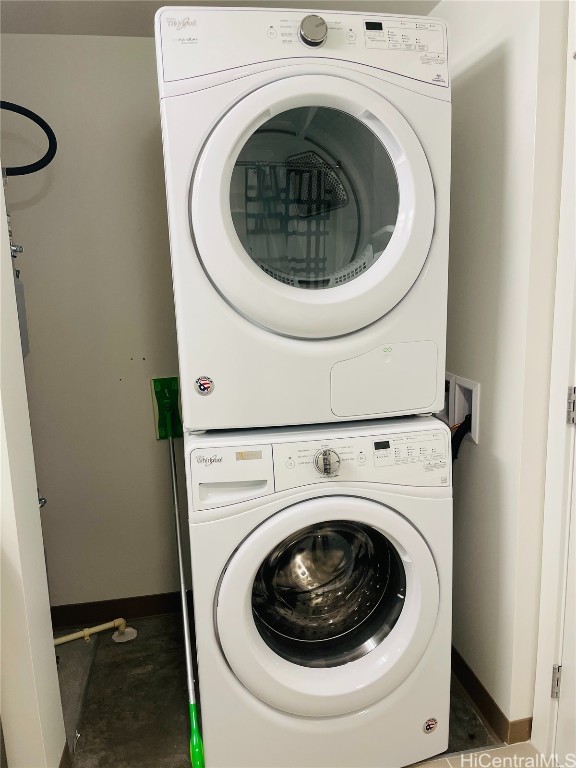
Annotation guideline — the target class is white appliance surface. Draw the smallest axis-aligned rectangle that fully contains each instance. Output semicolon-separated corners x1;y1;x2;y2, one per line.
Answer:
186;417;453;768
155;7;451;431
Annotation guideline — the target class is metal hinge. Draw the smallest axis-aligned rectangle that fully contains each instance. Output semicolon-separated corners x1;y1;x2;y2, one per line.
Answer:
551;664;562;698
568;387;576;425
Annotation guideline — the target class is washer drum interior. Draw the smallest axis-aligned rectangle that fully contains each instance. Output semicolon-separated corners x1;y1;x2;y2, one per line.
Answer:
252;521;407;668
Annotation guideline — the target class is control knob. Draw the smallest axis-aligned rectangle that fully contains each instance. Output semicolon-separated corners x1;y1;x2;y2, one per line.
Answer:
314;448;341;476
299;14;328;47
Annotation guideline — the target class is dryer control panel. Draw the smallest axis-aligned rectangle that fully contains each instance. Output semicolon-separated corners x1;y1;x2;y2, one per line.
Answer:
157;8;449;89
273;429;450;491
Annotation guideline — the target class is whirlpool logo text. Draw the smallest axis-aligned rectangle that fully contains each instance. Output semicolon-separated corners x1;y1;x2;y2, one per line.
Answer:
196;455;223;466
165;17;197;31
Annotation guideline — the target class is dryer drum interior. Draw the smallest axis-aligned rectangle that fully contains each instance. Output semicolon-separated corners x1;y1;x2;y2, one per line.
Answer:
252;520;407;668
230;106;400;290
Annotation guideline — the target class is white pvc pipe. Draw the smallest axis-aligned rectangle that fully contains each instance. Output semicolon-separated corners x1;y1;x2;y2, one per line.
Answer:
54;618;126;646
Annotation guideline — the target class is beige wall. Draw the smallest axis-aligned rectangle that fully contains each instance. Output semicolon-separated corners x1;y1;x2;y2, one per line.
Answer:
1;34;184;606
434;1;566;722
0;0;440;37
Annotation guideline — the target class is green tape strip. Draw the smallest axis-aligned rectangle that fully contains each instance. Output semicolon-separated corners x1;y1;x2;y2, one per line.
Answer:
151;377;183;440
190;702;205;768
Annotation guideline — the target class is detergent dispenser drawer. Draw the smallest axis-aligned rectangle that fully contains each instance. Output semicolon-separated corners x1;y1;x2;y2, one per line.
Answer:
190;445;274;511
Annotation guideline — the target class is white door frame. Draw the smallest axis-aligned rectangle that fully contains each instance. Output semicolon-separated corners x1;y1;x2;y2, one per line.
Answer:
532;3;576;755
1;185;66;766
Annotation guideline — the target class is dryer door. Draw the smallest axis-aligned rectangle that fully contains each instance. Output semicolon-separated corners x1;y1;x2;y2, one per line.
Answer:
191;74;435;339
215;495;440;717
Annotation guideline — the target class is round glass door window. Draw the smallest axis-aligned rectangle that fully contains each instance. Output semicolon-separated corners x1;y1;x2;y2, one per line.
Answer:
252;520;406;668
230;107;399;290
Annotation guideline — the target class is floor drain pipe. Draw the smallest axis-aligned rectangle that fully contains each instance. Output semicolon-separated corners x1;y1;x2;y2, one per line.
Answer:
54;618;137;646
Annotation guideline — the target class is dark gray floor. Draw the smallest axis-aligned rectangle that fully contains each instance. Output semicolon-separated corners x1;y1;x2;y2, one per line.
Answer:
448;676;498;754
73;616;188;768
55;629;99;751
64;614;498;768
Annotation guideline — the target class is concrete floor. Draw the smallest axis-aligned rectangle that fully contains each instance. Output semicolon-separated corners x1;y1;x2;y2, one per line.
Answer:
55;628;99;752
58;614;499;768
73;615;188;768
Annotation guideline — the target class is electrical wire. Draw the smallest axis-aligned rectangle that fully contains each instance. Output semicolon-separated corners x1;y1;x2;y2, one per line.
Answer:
1;101;57;175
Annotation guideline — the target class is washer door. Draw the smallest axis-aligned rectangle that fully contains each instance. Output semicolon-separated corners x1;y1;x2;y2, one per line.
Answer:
191;75;434;339
216;496;440;717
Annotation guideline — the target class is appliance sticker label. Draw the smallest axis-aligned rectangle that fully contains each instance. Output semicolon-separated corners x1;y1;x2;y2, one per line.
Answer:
423;718;438;734
195;376;214;396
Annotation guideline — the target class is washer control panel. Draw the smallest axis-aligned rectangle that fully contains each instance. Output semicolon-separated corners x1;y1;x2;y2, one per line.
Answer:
273;429;450;491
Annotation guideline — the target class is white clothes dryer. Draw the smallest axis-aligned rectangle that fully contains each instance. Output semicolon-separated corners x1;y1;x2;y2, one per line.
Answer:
186;417;452;768
156;8;451;431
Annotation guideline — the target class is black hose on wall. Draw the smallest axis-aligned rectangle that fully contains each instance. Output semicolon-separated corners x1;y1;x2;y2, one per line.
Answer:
1;101;57;176
452;413;472;463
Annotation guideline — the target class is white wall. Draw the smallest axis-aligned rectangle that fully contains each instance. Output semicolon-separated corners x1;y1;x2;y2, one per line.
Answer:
1;186;66;767
433;0;567;722
1;34;184;606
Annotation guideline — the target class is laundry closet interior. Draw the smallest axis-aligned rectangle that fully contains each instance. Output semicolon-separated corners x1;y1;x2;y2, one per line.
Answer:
1;2;573;768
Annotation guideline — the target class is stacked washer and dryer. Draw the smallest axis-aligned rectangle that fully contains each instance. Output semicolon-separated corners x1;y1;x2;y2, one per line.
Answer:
155;8;452;767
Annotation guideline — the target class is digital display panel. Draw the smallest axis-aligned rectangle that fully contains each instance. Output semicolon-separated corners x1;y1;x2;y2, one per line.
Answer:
374;441;390;450
365;22;383;31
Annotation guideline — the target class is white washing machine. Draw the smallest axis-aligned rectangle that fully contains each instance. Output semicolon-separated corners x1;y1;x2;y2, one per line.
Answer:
186;417;452;768
155;8;451;432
